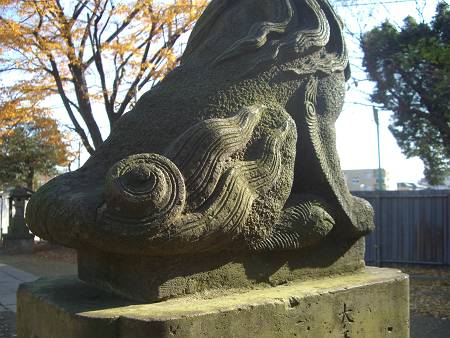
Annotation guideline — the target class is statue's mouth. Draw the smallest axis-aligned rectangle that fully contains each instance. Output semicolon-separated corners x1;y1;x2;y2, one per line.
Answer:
25;171;103;247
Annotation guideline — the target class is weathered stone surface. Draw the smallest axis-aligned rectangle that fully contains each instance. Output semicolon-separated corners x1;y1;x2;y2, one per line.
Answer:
25;0;374;258
17;267;409;338
4;187;34;254
78;237;365;302
24;0;378;303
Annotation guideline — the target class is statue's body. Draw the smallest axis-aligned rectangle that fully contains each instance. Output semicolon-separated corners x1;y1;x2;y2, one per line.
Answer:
26;0;374;301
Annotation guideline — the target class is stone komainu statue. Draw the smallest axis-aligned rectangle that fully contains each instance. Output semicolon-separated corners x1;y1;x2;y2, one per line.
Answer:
26;0;374;257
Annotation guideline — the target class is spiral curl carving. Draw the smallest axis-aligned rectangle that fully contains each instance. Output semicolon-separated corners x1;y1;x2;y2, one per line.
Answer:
102;154;186;228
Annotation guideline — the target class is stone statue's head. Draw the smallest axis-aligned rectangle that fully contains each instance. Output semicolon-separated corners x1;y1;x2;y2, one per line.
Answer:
180;0;350;80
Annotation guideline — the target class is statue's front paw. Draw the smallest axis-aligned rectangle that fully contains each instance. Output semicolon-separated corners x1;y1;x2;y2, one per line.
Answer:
305;204;335;237
251;201;334;251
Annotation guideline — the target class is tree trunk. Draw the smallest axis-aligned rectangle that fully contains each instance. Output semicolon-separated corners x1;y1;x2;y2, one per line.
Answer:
70;64;104;150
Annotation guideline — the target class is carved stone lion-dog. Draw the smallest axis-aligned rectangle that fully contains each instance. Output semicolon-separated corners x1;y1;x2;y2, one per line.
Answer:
26;0;374;301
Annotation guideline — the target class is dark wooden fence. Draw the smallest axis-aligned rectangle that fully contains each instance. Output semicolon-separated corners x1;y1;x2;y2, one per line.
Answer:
353;190;450;266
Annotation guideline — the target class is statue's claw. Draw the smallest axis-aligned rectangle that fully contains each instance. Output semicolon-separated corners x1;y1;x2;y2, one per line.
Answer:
251;199;334;251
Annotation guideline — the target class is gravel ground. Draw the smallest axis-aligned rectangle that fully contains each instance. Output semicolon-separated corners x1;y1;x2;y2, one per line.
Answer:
404;267;450;319
0;243;76;277
411;314;450;338
0;309;15;338
400;266;450;338
0;243;76;338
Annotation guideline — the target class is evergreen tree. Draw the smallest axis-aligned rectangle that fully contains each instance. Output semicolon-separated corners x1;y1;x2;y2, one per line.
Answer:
362;2;450;184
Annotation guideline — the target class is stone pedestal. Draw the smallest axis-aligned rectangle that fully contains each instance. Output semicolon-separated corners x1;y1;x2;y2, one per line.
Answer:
2;234;34;254
17;267;409;338
78;237;366;302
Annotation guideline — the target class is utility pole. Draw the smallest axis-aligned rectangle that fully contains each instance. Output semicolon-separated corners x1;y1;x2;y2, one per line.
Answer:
373;106;384;191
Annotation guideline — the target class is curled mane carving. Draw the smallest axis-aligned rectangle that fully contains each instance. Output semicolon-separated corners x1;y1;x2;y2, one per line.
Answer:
182;0;350;79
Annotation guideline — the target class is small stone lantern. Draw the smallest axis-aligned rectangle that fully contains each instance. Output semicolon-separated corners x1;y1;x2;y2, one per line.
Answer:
3;187;34;253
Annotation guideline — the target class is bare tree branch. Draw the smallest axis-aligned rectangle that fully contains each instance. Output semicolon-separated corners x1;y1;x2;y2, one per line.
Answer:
49;57;95;154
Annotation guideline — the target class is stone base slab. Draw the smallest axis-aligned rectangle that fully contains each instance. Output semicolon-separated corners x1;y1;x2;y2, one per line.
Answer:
17;267;409;338
78;237;366;302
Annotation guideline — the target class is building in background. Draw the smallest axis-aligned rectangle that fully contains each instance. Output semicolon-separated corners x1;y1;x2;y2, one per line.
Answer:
343;169;388;191
397;182;426;191
418;176;450;190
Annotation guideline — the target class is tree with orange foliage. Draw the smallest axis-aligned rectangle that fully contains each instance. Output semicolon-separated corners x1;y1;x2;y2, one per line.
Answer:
0;96;73;190
0;0;208;154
